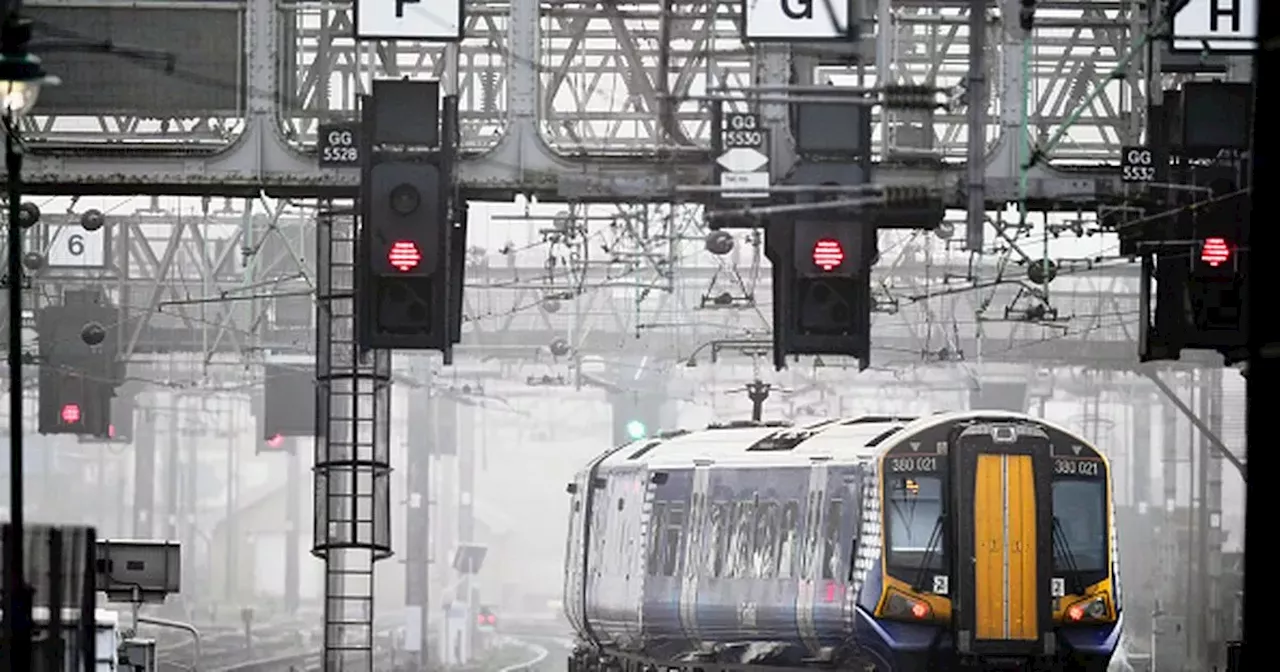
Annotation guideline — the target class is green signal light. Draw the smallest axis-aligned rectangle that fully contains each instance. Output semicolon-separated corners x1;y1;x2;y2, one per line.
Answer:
625;420;648;440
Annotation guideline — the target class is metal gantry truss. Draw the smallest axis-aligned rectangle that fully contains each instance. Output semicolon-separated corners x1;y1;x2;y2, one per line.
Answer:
10;205;1148;368
16;0;1145;204
4;0;1181;405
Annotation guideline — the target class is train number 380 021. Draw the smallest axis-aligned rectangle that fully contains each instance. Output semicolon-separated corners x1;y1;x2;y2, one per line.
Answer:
889;456;939;473
1053;458;1100;477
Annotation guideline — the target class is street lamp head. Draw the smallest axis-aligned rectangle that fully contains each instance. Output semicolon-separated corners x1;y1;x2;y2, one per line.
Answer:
0;19;59;118
0;52;58;118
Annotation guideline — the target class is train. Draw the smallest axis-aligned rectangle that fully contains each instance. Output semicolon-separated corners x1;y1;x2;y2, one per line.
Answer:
562;411;1123;672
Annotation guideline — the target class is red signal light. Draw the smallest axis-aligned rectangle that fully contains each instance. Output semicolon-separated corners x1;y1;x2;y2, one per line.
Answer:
265;433;285;449
487;614;496;625
60;404;81;424
108;424;116;439
388;240;423;272
1200;237;1231;267
812;238;845;271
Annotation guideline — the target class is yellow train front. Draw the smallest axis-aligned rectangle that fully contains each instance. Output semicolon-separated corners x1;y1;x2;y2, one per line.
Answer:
857;413;1122;672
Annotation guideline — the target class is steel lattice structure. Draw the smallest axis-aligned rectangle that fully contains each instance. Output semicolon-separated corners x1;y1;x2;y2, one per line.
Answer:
10;0;1161;368
16;0;1142;204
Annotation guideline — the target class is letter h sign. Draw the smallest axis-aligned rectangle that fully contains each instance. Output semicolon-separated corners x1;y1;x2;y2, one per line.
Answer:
1210;0;1240;32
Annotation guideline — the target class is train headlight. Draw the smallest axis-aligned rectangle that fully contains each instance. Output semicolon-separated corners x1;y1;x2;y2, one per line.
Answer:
1064;595;1110;623
882;590;933;622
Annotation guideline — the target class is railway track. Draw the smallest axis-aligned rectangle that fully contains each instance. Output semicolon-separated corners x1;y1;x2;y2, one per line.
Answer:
151;609;323;672
211;614;407;671
214;628;550;672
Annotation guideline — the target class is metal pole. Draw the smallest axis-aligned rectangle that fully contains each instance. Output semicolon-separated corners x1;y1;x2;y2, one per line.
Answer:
165;398;179;541
3;109;30;672
456;399;475;661
284;436;300;614
964;0;987;251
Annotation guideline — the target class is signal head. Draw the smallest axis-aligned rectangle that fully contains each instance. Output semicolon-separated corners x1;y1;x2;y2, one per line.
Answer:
387;240;423;272
81;321;107;347
1200;237;1231;268
625;420;648;441
792;220;873;278
389;183;421;216
811;238;846;272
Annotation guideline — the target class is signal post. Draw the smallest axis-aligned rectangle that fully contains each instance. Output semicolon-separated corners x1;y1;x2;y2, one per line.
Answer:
701;90;941;371
1135;81;1251;365
356;79;465;359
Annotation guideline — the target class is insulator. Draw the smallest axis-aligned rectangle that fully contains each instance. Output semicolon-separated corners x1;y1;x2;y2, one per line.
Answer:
481;70;499;114
885;185;932;205
883;85;937;110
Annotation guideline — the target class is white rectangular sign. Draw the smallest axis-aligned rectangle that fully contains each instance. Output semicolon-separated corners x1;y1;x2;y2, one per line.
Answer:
45;224;108;268
355;0;464;41
744;0;851;41
1172;0;1256;52
721;172;770;199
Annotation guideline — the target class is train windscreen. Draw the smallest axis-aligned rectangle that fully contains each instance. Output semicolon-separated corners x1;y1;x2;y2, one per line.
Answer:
1051;479;1107;573
885;475;947;572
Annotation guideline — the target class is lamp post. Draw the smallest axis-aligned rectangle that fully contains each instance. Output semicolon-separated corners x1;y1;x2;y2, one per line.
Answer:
0;13;56;669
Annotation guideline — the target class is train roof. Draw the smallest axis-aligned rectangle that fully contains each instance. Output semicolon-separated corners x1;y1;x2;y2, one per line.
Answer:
599;410;1091;470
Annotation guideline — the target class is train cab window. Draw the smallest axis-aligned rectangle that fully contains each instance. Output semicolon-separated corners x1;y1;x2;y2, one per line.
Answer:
1051;479;1107;574
648;503;667;576
663;503;685;577
821;500;843;580
885;476;947;573
754;502;779;578
777;501;799;579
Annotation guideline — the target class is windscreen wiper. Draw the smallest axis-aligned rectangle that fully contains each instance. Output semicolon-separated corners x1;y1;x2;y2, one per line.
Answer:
910;516;945;593
1051;516;1086;596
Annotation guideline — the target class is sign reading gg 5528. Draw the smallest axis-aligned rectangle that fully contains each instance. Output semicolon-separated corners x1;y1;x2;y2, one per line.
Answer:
318;122;362;167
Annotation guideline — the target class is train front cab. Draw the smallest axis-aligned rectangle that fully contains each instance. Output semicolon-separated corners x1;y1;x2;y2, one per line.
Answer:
857;419;1121;672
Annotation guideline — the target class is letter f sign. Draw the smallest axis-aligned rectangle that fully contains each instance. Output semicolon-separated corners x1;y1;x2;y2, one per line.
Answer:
396;0;420;18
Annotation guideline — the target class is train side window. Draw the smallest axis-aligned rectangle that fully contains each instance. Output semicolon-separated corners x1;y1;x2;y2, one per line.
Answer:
663;503;685;577
647;502;667;576
688;493;704;577
778;500;799;578
754;502;779;578
705;502;724;576
821;499;843;580
726;499;745;577
715;502;734;577
734;497;757;578
801;493;821;577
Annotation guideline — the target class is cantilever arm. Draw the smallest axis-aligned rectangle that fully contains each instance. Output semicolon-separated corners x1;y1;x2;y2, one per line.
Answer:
138;615;203;671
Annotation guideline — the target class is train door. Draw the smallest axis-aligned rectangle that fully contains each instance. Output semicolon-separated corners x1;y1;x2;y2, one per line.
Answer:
795;460;829;655
564;472;591;636
809;467;863;647
640;469;692;645
950;422;1055;659
678;464;712;644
